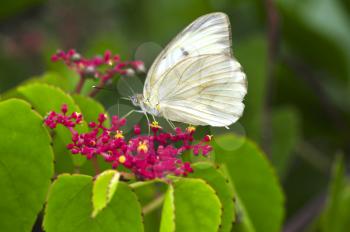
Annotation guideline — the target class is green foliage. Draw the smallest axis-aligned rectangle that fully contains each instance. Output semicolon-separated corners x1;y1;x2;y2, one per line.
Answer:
235;36;267;143
43;174;144;232
0;99;54;232
3;1;350;231
214;134;285;232
270;107;300;178
189;162;235;232
317;156;350;232
276;0;350;81
0;0;45;21
17;83;87;169
161;178;222;232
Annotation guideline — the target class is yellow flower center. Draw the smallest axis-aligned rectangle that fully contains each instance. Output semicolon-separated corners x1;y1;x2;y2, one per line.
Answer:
118;155;126;163
114;130;124;139
137;141;148;153
150;121;162;129
186;126;196;133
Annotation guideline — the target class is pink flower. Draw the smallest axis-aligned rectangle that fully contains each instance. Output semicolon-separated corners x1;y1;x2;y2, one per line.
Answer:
44;104;212;180
51;49;144;82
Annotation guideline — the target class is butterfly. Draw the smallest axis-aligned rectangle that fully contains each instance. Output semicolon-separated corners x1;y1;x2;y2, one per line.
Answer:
130;12;247;128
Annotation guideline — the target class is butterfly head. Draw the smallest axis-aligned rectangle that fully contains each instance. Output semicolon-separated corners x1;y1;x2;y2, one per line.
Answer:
130;94;142;107
130;94;160;116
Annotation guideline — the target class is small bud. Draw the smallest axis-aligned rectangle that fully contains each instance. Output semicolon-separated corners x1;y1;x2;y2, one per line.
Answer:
71;53;81;61
203;135;213;142
134;125;141;135
125;68;135;77
84;66;96;76
61;104;68;114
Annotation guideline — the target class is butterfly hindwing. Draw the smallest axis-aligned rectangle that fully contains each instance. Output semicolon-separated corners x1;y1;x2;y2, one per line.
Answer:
158;54;246;126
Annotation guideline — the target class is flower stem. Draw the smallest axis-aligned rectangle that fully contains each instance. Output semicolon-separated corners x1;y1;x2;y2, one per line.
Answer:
142;194;165;215
75;77;86;93
92;156;100;175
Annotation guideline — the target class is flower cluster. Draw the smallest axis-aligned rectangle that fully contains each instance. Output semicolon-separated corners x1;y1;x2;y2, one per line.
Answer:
51;49;145;81
44;104;212;180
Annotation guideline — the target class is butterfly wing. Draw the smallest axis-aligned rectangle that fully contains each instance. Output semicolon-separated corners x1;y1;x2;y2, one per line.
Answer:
157;54;246;126
143;12;232;104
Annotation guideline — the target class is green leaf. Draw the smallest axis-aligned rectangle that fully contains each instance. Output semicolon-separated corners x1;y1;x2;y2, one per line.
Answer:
17;83;87;169
0;99;54;232
160;178;222;232
189;162;235;232
43;174;144;232
235;36;267;142
276;0;350;82
1;72;73;100
271;107;301;178
92;170;120;217
319;155;350;232
160;185;175;232
131;180;168;232
214;134;284;232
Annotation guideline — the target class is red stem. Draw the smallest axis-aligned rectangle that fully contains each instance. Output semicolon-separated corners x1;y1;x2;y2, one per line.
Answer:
92;156;100;175
75;77;86;93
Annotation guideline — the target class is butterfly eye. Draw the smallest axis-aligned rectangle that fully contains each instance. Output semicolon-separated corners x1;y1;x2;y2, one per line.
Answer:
130;96;138;106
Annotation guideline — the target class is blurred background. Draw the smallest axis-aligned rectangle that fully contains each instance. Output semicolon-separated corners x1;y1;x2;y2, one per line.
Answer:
1;0;350;231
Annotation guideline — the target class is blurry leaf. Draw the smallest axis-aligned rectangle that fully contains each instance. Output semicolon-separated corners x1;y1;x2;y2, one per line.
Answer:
17;83;87;169
319;155;350;232
189;162;235;232
0;0;45;21
92;170;120;217
39;72;74;91
214;134;284;232
43;174;143;232
235;36;267;142
160;178;222;232
276;0;350;82
0;99;54;232
1;72;73;100
271;107;301;178
145;0;211;42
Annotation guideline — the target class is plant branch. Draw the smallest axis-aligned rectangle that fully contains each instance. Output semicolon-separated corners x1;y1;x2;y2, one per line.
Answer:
142;194;165;215
92;156;100;175
263;0;280;155
283;56;350;136
283;192;326;232
75;77;85;93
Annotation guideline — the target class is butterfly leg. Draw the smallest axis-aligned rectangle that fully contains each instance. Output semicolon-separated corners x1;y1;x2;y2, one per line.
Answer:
143;112;151;135
166;118;176;130
122;109;143;119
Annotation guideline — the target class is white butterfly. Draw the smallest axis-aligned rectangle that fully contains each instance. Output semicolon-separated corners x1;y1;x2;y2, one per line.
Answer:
130;12;247;128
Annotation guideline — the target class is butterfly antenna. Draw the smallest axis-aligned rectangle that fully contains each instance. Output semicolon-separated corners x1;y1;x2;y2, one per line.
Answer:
92;86;115;92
